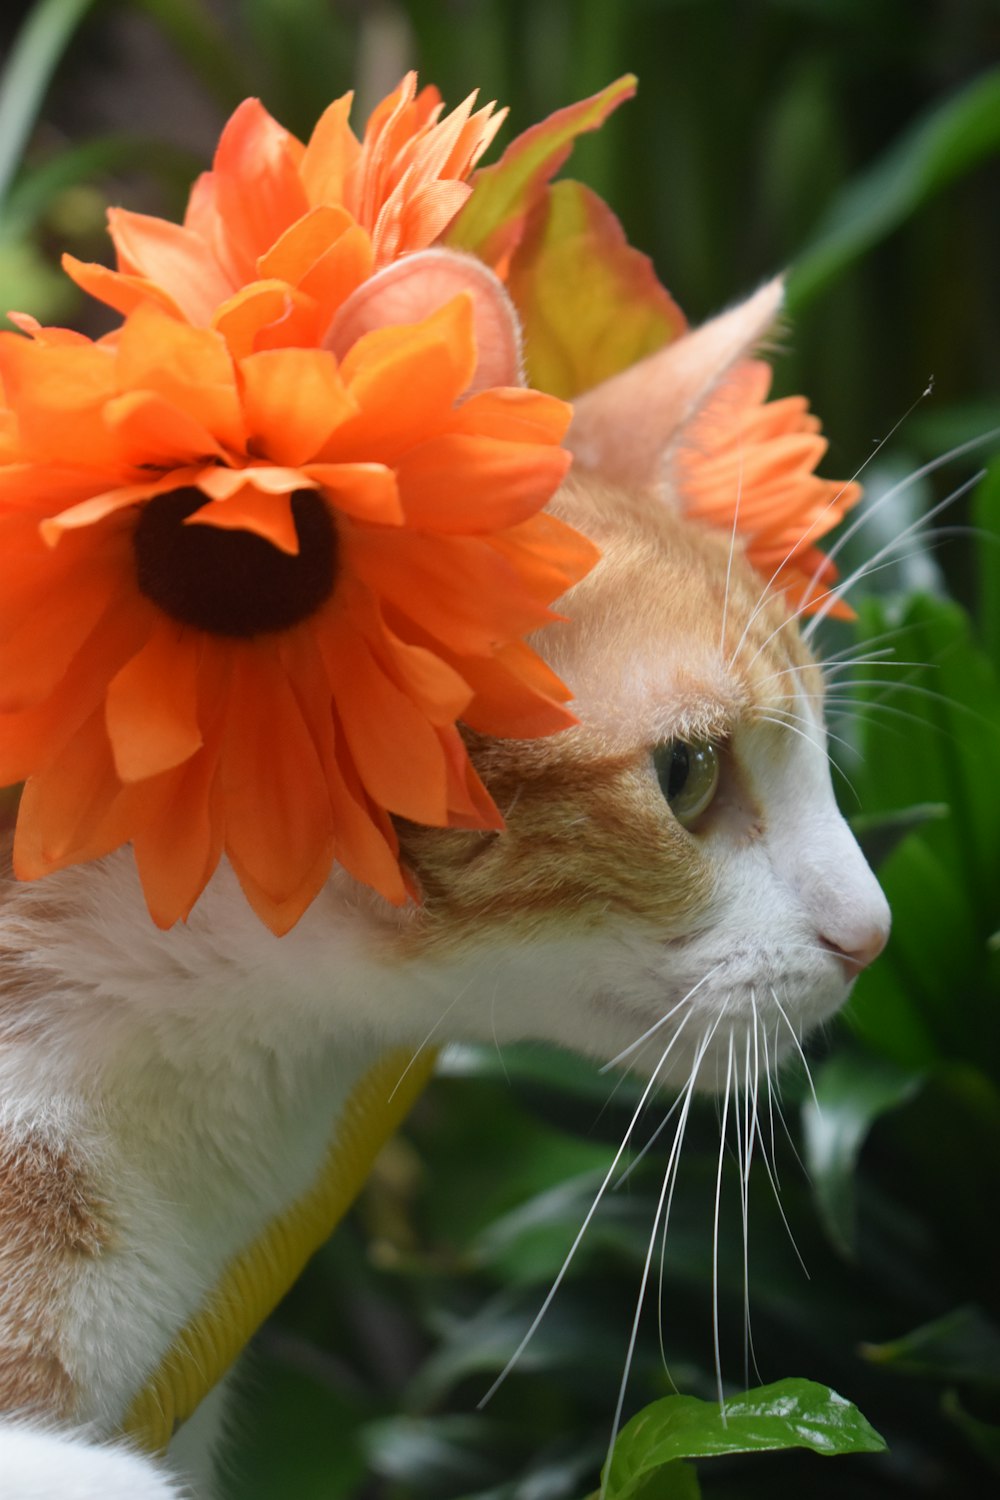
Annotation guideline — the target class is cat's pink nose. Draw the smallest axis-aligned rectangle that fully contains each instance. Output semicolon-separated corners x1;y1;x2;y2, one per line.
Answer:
820;922;889;976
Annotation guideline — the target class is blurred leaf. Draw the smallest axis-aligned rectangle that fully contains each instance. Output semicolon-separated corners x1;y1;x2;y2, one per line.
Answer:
603;1380;885;1498
362;1414;513;1495
220;1345;367;1500
0;0;97;207
802;1052;924;1258
849;803;947;869
861;1305;1000;1387
1;134;200;241
240;0;356;134
847;593;1000;1068
133;0;248;110
973;456;1000;667
788;69;1000;311
942;1390;1000;1474
0;237;75;322
439;1043;647;1115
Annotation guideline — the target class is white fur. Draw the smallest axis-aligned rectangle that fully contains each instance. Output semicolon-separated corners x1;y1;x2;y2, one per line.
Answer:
0;1422;187;1498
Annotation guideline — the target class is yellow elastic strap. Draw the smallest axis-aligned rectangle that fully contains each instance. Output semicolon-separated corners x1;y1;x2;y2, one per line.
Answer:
121;1047;436;1453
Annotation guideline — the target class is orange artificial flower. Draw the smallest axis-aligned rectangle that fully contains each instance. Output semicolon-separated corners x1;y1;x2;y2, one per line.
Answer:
0;296;596;933
673;360;860;619
64;74;507;355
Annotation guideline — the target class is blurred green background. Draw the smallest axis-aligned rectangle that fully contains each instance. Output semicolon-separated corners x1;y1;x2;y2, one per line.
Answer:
2;1;1000;1496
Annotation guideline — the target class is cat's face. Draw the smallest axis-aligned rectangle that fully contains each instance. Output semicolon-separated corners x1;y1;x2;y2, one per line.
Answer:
392;471;889;1087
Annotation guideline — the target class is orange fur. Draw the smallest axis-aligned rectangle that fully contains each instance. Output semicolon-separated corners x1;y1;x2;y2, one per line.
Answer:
400;471;821;954
0;1131;111;1419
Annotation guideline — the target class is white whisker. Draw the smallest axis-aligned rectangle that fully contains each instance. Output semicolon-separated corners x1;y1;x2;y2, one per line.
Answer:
602;963;726;1072
601;1022;719;1500
479;1009;697;1408
713;1032;735;1417
770;987;819;1112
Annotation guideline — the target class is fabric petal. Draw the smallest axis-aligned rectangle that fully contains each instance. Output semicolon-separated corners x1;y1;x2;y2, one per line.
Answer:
395;433;570;533
257;204;356;282
318;620;450;824
219;644;333;921
115;306;244;452
186;487;299;554
238;347;356;466
105;207;235;321
209;100;309;284
211;280;322;360
105;624;204;782
61;255;187;321
277;626;408;904
303;463;402;524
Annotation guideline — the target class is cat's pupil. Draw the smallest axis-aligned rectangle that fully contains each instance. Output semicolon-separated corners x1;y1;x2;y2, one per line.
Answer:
659;742;690;802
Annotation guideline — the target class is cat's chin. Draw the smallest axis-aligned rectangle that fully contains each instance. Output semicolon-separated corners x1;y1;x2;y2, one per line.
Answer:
590;953;854;1093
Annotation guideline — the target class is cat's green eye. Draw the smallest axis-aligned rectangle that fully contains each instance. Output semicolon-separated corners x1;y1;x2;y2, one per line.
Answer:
652;740;720;827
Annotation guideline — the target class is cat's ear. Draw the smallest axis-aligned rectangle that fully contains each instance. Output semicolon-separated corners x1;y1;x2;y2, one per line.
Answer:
325;247;524;393
566;277;784;490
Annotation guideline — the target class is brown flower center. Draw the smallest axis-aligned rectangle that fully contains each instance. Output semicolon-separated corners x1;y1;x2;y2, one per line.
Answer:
132;487;337;637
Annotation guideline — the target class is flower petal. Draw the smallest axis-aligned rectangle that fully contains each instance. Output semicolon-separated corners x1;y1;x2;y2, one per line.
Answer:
61;254;187;321
13;708;135;876
105;625;204;781
209;100;309;283
257;204;357;283
303;463;402;524
396;432;571;532
186;486;299;553
320;296;477;463
115;306;244;452
238;346;356;466
318;620;450;824
219;644;334;922
104;389;228;468
105;207;235;321
300;93;361;209
211;279;323;359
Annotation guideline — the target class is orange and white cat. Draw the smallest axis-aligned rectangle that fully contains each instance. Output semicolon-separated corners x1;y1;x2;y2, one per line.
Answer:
0;266;888;1497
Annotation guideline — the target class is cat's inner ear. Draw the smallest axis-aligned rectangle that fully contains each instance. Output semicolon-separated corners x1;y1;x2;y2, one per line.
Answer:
325;247;524;394
566;276;784;492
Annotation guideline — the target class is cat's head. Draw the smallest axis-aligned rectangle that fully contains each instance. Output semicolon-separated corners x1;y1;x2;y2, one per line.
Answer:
375;268;890;1087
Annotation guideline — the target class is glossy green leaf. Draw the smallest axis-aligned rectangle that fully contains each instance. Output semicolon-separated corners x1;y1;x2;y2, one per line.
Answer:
802;1051;924;1258
602;1380;885;1499
788;69;1000;310
861;1305;1000;1387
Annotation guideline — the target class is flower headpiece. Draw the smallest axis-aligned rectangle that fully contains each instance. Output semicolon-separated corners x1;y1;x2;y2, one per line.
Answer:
0;75;858;931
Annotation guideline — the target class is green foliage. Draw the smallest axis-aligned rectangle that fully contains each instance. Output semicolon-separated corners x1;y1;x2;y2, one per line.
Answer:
602;1380;885;1499
1;1;999;1496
